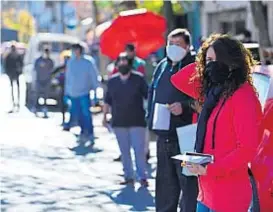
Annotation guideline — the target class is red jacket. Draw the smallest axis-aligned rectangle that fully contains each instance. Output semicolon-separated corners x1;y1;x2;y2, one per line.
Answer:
171;63;263;212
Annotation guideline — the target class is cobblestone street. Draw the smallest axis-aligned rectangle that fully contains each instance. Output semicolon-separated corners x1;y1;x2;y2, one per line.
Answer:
0;75;156;212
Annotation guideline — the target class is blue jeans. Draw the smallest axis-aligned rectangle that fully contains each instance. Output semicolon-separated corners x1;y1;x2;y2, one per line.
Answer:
113;127;147;180
69;94;94;138
197;202;215;212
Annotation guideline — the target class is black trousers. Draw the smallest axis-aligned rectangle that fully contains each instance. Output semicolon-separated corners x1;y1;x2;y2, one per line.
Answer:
8;76;20;106
156;136;198;212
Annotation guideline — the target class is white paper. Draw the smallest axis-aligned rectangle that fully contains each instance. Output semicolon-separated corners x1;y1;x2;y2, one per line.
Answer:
172;152;214;177
152;103;170;130
172;154;213;164
176;124;197;176
176;124;197;154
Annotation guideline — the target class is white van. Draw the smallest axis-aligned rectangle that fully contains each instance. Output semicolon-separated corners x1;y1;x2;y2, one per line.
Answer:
23;33;88;106
23;33;88;83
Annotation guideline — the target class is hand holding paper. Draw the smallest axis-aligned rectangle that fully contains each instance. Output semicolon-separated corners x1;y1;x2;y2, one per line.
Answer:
172;152;213;176
152;103;170;130
167;102;183;116
172;152;214;165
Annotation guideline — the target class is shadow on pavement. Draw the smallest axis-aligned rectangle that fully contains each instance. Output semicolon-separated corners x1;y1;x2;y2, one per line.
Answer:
105;186;155;211
69;142;103;156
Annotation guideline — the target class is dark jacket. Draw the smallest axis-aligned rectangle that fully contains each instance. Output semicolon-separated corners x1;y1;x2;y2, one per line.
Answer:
4;52;23;79
147;52;195;139
105;71;148;127
35;56;54;83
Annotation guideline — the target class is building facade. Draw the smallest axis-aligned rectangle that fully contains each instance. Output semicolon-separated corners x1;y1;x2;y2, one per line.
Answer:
200;1;273;44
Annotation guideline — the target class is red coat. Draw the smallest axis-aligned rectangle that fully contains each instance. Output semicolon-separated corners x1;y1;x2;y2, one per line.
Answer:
171;63;263;212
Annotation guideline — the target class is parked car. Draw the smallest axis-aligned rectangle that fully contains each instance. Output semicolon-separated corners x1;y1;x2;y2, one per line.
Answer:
249;65;273;212
243;43;261;62
23;33;88;107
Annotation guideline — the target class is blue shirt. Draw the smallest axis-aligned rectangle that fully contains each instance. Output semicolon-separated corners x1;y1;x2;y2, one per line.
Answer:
65;55;99;98
105;71;148;127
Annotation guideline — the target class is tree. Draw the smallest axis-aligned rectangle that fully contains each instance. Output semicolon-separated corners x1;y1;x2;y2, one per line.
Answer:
163;1;175;35
250;1;271;47
136;0;184;36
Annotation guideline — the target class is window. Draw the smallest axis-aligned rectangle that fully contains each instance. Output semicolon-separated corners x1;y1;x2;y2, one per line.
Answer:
221;22;232;34
235;21;245;34
38;42;73;52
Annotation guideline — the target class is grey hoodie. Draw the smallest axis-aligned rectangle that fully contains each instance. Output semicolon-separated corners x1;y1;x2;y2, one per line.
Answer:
65;55;99;98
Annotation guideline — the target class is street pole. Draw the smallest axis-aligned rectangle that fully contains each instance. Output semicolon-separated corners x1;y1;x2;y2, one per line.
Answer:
60;1;65;33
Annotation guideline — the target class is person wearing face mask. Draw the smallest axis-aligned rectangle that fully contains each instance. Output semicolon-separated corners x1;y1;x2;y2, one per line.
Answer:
110;43;146;76
147;28;198;212
64;44;99;144
171;34;263;212
102;52;149;187
33;46;54;118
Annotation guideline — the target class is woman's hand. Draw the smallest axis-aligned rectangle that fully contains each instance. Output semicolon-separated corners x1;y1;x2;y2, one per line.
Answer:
187;163;207;175
191;101;202;114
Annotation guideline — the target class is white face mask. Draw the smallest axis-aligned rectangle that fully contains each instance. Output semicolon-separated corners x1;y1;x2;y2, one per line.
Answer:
166;45;187;62
42;53;49;59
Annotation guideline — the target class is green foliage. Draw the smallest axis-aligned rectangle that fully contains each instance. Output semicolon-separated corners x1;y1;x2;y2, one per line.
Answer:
136;0;184;15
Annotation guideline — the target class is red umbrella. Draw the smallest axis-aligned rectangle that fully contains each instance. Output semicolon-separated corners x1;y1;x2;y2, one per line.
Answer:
100;9;166;59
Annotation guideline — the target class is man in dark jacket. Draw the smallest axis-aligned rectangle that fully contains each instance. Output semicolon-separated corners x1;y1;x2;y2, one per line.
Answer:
147;28;198;212
33;47;54;118
103;52;149;186
4;43;23;112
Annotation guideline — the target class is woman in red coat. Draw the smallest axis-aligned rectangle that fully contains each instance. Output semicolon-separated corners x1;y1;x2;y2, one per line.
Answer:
171;34;263;212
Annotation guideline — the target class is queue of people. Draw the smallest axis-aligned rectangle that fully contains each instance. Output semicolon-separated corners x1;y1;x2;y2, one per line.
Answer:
170;34;266;212
3;29;271;212
102;29;271;211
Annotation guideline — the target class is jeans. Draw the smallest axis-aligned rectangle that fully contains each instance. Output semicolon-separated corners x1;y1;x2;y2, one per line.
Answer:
34;80;50;115
155;136;198;212
68;94;94;138
113;127;147;180
196;202;215;212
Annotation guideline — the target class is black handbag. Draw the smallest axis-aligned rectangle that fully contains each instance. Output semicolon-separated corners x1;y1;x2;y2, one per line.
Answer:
248;167;260;212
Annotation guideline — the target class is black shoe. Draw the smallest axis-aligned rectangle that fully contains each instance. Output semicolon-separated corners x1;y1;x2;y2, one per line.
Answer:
119;179;134;186
113;155;121;162
146;151;150;162
140;179;149;187
63;127;70;131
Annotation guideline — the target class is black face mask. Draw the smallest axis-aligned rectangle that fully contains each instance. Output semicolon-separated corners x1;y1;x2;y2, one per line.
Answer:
204;61;231;84
118;65;131;75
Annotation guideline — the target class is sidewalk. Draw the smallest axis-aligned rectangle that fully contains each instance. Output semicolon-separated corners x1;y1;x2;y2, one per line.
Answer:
0;108;156;212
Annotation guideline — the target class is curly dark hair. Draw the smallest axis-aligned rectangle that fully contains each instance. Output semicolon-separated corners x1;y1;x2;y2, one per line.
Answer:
195;34;257;103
